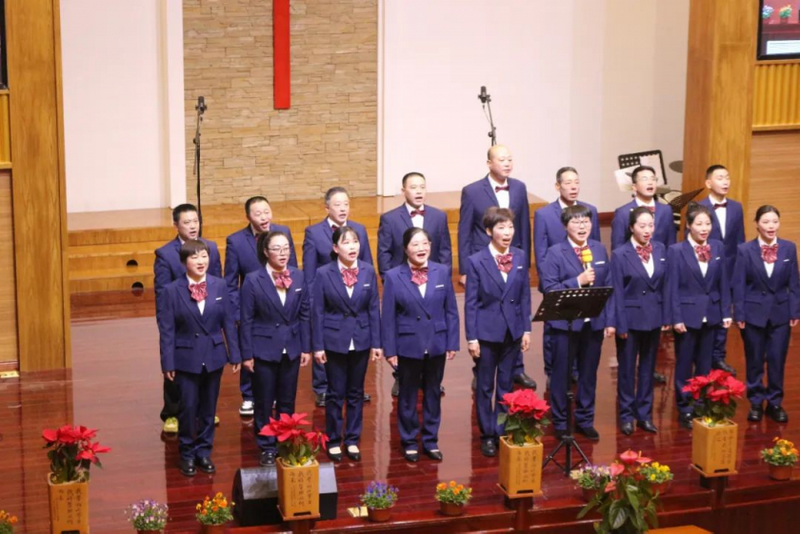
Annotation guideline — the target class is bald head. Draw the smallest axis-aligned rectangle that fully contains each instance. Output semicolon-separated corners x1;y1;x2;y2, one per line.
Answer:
487;145;513;182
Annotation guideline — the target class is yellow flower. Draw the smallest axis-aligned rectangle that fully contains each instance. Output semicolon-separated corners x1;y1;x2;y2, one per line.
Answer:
453;488;461;495
457;484;464;491
437;483;446;491
216;492;223;498
652;462;660;468
196;504;202;511
220;499;228;508
450;481;456;487
650;474;656;481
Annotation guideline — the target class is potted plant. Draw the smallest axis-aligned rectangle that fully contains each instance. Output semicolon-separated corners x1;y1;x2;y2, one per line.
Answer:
640;462;674;495
763;4;775;22
259;413;328;518
682;370;745;474
195;493;234;533
761;437;798;481
435;481;472;517
0;510;18;534
570;465;611;502
360;481;399;523
125;500;169;533
779;4;792;23
497;388;550;496
578;450;660;533
42;425;110;533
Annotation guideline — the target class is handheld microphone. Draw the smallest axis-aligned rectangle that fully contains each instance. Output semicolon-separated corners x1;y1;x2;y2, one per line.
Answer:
478;86;488;104
196;96;206;114
580;249;594;286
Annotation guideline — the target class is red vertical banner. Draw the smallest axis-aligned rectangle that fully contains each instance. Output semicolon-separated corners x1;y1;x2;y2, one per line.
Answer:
273;0;291;109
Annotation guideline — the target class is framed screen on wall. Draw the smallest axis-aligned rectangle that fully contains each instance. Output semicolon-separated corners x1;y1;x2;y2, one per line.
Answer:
759;1;800;59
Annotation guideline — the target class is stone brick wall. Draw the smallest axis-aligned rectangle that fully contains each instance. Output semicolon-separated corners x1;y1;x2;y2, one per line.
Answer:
183;0;377;205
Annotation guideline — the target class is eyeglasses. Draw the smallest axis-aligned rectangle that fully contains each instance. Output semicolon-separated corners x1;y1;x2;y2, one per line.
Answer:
268;246;292;254
636;176;657;183
568;219;591;227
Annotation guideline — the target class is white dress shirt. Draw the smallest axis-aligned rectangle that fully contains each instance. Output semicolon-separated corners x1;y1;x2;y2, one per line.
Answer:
488;175;510;209
558;198;575;210
632;238;654;277
635;197;657;214
266;264;288;354
187;275;207;315
338;259;357;351
407;203;425;229
758;237;776;278
709;194;727;239
328;217;346;230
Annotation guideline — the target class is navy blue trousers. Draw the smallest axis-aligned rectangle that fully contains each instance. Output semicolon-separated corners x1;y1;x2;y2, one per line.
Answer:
252;355;301;452
325;349;369;446
674;324;714;415
711;325;728;365
472;350;524;379
741;321;791;407
397;353;446;451
174;367;223;461
616;329;660;423
549;323;603;430
475;333;520;440
312;358;328;395
239;365;253;401
161;377;181;420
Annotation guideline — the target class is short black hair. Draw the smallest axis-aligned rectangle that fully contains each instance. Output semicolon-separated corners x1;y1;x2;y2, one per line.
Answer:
631;165;656;184
556;166;578;184
483;207;515;232
402;172;425;187
330;225;360;261
628;206;654;228
179;239;209;264
686;202;712;226
755;204;781;222
325;186;349;205
256;230;289;267
172;203;198;223
245;196;269;215
560;204;593;227
705;164;727;178
402;227;431;250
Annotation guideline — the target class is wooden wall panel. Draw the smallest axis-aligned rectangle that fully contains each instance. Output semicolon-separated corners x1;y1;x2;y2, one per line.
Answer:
5;0;71;370
0;171;17;363
753;60;800;131
0;91;10;166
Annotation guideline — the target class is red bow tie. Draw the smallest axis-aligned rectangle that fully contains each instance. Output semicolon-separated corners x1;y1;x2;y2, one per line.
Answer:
330;224;339;232
272;269;292;289
341;267;359;287
713;202;727;210
410;266;428;286
495;185;510;193
636;243;652;262
762;244;778;264
643;205;656;214
695;244;711;263
496;253;513;274
189;281;207;302
573;245;589;258
410;208;426;217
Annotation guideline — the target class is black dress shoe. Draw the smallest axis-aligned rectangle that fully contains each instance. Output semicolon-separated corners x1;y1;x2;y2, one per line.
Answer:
679;413;693;430
260;450;276;466
363;393;371;402
748;404;764;422
481;439;497;457
180;458;196;477
766;405;789;423
196;456;216;474
403;450;419;463
712;360;737;376
424;449;443;461
620;422;634;436
315;392;326;407
391;378;400;397
513;373;537;390
327;447;343;462
637;420;658;433
554;428;568;440
345;445;361;461
653;371;667;384
576;426;600;441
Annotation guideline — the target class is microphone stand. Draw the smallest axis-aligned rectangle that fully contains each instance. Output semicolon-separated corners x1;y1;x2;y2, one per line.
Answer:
478;87;497;146
193;98;205;236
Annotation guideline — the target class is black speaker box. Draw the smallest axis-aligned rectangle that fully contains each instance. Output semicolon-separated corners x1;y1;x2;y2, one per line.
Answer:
232;463;338;526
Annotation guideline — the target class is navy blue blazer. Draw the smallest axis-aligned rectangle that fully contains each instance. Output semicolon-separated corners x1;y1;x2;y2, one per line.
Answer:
224;224;297;313
610;241;668;334
464;246;532;343
154;237;222;295
666;239;731;329
381;261;460;358
691;196;745;275
239;266;311;362
310;260;381;353
610;201;675;251
458;177;531;275
302;219;373;285
540;240;612;331
533;199;601;278
157;275;241;374
732;239;800;327
377;204;452;277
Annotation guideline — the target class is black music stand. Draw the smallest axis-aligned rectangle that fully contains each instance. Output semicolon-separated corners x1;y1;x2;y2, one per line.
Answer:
533;286;613;476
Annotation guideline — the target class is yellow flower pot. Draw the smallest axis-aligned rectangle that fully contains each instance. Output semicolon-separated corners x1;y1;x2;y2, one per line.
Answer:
691;418;737;474
276;458;320;518
498;436;543;496
47;476;89;534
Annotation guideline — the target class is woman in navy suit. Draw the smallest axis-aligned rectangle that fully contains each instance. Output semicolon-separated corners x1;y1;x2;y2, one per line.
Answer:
157;240;242;477
667;202;732;430
611;207;669;435
382;227;460;463
465;207;531;457
312;226;382;462
240;231;311;467
733;205;800;423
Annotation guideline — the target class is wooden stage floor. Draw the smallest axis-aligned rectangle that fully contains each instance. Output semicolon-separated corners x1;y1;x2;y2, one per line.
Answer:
4;289;800;532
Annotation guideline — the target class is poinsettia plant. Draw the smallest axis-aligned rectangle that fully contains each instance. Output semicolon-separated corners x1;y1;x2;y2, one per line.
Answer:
497;388;551;444
578;450;660;534
42;425;111;484
682;370;745;426
259;413;329;467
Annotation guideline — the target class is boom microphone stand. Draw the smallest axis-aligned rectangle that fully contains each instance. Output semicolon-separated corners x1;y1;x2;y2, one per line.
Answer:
478;85;497;146
193;96;206;236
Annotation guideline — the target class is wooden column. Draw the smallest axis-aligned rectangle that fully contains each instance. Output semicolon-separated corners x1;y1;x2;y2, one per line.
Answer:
682;0;757;205
5;0;71;370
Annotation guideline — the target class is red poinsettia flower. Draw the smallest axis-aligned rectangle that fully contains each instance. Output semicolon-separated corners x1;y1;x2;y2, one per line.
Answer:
724;375;745;398
76;441;111;464
76;426;97;441
604;479;617;494
501;389;550;419
259;412;311;442
42;428;58;444
306;430;329;451
708;388;731;405
707;369;729;386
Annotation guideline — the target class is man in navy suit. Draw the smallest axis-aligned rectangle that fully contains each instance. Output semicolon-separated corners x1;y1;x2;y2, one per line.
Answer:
303;186;373;406
154;204;222;434
378;171;452;396
533;167;600;383
694;165;745;376
458;145;535;390
224;196;297;416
